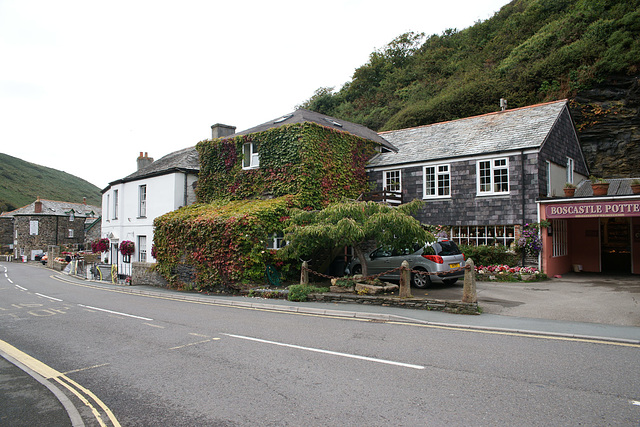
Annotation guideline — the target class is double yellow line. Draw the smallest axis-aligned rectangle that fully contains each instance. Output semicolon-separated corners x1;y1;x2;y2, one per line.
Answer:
0;339;120;427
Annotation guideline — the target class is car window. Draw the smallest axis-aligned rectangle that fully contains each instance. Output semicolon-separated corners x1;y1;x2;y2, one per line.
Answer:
433;241;461;256
423;245;436;255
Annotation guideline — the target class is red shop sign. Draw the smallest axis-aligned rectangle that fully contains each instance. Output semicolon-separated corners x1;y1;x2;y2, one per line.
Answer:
546;201;640;218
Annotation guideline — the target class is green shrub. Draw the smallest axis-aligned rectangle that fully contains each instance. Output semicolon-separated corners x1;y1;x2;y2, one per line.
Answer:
459;244;520;267
287;284;329;302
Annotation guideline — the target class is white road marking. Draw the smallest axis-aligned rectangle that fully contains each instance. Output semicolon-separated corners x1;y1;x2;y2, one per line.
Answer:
7;278;13;284
15;285;27;291
632;400;640;406
77;304;153;321
35;293;63;302
223;333;425;370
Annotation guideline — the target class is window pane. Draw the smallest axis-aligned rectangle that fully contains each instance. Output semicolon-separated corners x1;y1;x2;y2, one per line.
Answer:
479;161;491;192
424;167;435;196
243;143;251;168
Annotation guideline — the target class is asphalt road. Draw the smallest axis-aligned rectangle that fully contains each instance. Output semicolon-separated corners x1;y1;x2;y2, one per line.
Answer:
1;262;640;426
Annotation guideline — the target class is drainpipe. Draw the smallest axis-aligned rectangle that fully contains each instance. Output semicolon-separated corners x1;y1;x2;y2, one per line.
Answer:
521;149;526;268
183;172;188;207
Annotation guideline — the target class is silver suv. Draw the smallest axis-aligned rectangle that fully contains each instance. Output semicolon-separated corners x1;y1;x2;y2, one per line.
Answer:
346;239;466;288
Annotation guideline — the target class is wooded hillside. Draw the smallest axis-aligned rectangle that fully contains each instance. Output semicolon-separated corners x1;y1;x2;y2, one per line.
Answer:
300;0;640;177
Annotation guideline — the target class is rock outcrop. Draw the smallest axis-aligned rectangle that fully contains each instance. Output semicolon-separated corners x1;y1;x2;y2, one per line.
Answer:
570;74;640;178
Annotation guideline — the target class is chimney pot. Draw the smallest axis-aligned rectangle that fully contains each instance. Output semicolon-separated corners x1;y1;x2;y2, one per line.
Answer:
137;152;154;170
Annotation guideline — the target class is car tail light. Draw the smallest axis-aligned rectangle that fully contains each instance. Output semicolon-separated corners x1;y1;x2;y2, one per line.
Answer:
422;254;444;264
462;253;466;260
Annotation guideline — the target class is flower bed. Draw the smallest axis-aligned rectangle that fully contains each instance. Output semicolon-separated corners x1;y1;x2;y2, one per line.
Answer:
475;264;546;282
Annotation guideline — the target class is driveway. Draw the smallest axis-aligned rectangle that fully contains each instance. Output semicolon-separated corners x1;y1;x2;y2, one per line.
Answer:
412;273;640;327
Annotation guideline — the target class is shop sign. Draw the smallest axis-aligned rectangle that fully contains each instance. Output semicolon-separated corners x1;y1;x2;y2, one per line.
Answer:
546;200;640;218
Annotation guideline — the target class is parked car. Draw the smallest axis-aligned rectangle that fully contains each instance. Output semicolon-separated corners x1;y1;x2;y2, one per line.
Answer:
345;239;465;288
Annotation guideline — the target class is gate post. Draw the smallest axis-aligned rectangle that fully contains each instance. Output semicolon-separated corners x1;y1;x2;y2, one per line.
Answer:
462;258;477;303
399;260;412;298
300;261;309;285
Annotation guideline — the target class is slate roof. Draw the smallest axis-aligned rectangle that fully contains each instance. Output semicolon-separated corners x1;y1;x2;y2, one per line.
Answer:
1;199;101;218
573;178;640;197
231;108;398;152
368;100;569;168
106;146;200;188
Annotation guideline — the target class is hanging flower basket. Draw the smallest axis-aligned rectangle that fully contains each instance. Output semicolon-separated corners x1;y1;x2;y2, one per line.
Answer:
119;240;135;257
92;238;110;253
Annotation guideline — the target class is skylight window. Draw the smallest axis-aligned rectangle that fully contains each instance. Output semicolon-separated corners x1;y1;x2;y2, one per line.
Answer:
273;114;293;124
324;118;342;127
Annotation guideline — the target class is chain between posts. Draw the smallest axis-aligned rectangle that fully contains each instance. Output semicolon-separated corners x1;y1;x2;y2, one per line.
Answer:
301;263;470;282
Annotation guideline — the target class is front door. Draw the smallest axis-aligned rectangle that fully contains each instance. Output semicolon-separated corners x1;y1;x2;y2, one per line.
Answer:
600;217;631;273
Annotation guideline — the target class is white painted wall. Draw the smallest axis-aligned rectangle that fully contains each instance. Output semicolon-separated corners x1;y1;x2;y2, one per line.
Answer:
101;171;198;272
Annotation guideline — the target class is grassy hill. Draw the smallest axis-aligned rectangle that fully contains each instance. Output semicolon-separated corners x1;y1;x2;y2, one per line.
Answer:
0;153;102;212
299;0;640;177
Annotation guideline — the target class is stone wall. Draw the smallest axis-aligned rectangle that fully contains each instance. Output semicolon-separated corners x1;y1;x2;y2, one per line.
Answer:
14;215;87;259
131;262;168;287
308;292;479;315
0;216;13;254
369;151;540;227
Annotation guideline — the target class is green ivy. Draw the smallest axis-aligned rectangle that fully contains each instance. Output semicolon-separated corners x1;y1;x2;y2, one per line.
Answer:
195;122;378;209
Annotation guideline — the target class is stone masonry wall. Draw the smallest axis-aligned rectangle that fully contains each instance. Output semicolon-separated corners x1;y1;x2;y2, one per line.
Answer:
0;217;13;254
131;262;168;287
369;152;540;227
15;215;86;259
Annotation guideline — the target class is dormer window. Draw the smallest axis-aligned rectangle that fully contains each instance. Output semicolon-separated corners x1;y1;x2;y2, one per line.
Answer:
243;142;259;169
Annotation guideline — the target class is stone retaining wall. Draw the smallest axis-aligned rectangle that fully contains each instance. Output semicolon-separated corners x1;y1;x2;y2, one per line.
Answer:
308;292;479;315
131;262;168;287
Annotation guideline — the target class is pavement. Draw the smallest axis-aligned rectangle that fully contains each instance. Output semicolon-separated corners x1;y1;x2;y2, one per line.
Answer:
2;265;640;425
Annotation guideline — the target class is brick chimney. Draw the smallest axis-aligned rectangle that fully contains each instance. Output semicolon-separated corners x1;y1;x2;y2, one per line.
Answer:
211;124;236;139
34;197;42;213
137;152;154;170
83;197;87;205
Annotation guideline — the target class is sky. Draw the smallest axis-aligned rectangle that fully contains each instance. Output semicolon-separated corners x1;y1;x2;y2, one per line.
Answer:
0;0;511;189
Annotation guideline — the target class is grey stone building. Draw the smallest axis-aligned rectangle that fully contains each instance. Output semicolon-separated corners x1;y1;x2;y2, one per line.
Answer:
367;99;589;247
0;197;101;260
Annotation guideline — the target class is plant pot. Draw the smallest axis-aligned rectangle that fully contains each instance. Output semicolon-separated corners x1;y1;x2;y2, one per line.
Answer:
563;187;576;197
631;184;640;195
591;183;609;196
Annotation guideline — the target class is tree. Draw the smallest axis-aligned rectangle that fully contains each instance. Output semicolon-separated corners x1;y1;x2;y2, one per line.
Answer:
282;199;434;277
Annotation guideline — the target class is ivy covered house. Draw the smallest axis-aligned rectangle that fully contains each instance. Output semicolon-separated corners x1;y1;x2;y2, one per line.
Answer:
153;109;397;290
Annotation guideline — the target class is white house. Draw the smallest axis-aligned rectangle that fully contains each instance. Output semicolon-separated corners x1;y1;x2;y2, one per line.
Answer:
100;124;235;274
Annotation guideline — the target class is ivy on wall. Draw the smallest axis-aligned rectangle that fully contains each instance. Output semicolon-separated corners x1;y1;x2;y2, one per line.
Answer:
154;122;380;290
153;197;297;291
195;122;378;209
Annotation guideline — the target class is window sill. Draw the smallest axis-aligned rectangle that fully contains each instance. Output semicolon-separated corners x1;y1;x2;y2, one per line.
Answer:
475;192;510;198
423;195;452;200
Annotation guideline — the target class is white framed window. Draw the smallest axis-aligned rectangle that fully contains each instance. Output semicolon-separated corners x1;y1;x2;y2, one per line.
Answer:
68;229;74;238
477;158;509;195
105;194;110;221
113;190;118;219
242;142;259;169
266;232;286;250
138;235;147;262
423;164;450;198
566;157;574;184
69;212;75;222
29;220;39;236
383;170;401;192
552;219;568;257
139;185;147;218
451;225;516;247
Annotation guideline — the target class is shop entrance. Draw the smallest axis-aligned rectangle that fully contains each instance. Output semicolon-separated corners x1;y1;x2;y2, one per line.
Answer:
600;217;632;273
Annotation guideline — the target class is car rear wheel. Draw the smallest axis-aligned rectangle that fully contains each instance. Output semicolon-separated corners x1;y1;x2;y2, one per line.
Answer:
411;268;431;288
443;278;458;285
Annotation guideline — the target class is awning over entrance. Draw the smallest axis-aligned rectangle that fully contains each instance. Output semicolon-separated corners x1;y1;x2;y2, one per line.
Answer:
545;200;640;219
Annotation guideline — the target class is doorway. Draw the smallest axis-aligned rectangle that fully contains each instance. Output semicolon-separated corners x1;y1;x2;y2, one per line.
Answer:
600;217;631;273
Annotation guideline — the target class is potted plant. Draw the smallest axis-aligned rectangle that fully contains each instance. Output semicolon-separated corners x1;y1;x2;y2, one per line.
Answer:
563;182;577;197
631;179;640;195
590;176;609;196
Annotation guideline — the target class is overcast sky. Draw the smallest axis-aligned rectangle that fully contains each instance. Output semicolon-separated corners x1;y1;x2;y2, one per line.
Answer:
1;0;511;189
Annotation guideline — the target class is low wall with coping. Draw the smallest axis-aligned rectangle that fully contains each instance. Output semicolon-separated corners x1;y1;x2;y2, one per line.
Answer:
308;292;479;314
